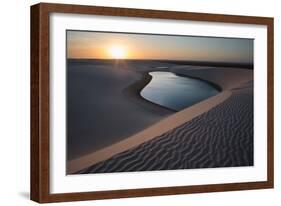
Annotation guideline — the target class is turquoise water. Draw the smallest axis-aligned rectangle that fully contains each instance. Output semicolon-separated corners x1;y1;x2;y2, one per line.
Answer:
140;71;220;111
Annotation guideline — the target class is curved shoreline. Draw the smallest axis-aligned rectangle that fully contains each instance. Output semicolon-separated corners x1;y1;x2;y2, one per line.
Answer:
123;70;222;113
68;67;253;174
170;66;253;90
122;71;175;114
68;88;231;174
82;84;253;173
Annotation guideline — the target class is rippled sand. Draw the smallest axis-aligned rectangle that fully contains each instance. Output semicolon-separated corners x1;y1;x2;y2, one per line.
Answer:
70;66;253;174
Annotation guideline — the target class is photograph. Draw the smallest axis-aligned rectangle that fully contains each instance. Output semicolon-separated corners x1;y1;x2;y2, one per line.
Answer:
30;3;274;202
66;30;254;175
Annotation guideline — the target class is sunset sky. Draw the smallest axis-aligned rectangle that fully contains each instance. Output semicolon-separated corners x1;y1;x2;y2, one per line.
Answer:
67;30;253;63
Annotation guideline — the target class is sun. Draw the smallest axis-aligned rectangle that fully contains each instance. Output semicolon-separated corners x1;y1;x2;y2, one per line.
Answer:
107;45;127;59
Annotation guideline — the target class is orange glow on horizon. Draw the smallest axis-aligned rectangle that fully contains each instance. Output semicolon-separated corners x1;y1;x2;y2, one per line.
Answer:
107;45;127;59
67;31;254;63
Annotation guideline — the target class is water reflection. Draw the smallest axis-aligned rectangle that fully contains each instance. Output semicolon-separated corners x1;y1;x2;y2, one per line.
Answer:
140;71;219;111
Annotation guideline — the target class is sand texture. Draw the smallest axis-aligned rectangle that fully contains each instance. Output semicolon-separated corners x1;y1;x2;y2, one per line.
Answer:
74;66;253;174
68;90;230;173
67;60;175;161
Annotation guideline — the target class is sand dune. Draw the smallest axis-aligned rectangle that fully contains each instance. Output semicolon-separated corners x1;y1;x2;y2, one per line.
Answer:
171;66;253;90
71;66;253;174
79;79;253;173
68;90;230;173
67;60;174;161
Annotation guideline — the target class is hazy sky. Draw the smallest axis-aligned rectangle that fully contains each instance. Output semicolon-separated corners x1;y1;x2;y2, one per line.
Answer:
67;30;253;63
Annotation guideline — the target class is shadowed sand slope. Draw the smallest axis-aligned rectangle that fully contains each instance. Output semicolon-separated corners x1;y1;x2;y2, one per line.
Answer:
79;75;253;173
67;60;175;160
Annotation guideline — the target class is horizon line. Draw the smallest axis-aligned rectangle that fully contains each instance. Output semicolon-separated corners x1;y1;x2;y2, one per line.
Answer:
67;58;253;65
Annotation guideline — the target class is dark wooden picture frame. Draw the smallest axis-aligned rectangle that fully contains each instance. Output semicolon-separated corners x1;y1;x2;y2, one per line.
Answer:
31;3;274;203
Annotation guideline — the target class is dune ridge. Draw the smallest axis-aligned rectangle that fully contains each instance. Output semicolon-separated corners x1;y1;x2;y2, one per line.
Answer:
73;67;253;174
68;90;230;174
80;80;253;173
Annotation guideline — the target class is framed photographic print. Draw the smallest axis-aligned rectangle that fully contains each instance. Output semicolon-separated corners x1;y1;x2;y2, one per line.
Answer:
31;3;274;203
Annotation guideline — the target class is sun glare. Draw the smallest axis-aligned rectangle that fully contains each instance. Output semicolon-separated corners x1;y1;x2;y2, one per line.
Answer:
108;45;127;59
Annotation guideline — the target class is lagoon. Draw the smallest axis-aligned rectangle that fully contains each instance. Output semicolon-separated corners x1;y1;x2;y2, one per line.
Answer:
140;71;220;111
